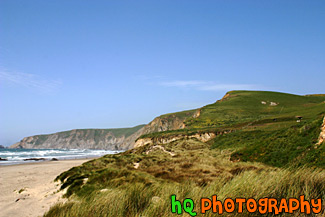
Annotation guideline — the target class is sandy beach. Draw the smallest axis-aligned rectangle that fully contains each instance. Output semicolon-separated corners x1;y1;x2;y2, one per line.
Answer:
0;159;91;217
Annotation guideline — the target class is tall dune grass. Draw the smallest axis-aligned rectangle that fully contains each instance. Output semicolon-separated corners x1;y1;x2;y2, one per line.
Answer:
45;167;324;217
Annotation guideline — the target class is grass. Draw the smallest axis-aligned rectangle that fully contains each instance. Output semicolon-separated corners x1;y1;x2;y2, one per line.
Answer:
210;117;324;168
139;91;325;139
52;138;274;199
183;90;325;129
45;167;325;217
18;188;26;194
46;134;324;216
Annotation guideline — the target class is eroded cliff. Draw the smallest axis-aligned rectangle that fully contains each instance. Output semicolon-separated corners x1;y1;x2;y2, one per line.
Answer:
134;130;233;148
10;125;145;150
140;108;199;134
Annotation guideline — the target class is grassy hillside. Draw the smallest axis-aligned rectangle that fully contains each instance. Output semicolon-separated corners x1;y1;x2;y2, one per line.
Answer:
45;91;325;216
45;136;324;216
210;118;324;168
185;91;325;129
139;91;325;139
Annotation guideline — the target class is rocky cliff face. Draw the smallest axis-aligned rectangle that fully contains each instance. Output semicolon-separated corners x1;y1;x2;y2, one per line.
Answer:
10;125;145;150
140;111;196;135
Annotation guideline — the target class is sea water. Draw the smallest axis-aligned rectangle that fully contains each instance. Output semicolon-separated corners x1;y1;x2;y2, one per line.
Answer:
0;148;122;166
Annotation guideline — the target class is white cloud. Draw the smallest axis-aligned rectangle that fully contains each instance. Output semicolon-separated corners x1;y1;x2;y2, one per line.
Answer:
159;80;259;91
198;84;258;91
160;80;206;87
0;70;62;93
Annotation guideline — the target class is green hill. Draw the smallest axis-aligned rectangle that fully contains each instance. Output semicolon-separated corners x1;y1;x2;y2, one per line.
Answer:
185;90;325;128
141;91;325;168
139;91;325;140
45;91;325;217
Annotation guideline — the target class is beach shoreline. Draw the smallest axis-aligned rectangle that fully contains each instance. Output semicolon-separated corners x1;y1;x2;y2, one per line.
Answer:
0;158;93;217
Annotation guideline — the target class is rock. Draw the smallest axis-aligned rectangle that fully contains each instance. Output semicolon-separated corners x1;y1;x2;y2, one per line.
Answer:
133;162;140;169
270;102;278;106
152;196;161;204
0;157;8;161
193;109;201;118
23;158;45;161
51;158;59;161
0;145;5;149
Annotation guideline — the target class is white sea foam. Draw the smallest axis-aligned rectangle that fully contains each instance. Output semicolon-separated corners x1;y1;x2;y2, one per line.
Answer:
0;148;123;165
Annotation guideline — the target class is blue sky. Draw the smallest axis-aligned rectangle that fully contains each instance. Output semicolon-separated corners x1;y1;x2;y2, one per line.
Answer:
0;0;324;146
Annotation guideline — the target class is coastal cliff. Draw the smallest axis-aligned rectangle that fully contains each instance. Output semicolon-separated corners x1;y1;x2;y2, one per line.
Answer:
139;110;196;135
9;109;196;150
10;125;145;150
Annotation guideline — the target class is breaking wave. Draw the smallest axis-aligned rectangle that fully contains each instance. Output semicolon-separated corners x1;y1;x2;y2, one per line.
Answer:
0;148;123;165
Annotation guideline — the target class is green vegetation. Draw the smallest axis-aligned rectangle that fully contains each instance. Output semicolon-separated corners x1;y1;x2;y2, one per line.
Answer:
105;124;146;138
34;135;49;146
210;117;324;168
45;167;324;217
45;138;324;216
18;188;25;194
184;91;325;129
45;91;325;216
139;91;325;138
55;139;262;197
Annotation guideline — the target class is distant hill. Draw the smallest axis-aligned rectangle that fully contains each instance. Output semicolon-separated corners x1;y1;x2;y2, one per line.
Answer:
10;125;145;150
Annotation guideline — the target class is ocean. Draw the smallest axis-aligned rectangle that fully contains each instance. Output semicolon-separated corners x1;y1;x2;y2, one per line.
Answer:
0;148;122;166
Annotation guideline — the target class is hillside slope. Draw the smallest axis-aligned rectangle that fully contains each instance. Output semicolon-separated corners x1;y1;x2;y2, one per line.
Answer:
185;90;325;129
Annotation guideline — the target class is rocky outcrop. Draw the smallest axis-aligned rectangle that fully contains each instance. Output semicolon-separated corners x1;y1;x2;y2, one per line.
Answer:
140;112;194;135
316;116;325;146
0;145;4;149
10;125;145;150
219;93;230;102
134;131;232;148
192;109;201;118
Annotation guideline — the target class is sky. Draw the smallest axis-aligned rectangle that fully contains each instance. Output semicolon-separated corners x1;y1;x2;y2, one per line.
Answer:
0;0;324;146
